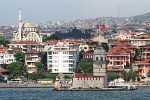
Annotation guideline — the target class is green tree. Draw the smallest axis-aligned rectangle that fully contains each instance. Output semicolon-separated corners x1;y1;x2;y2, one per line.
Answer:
133;48;141;61
107;71;120;82
79;59;93;73
28;72;57;81
147;70;150;77
14;51;25;63
7;62;24;79
34;62;43;72
0;36;10;47
28;72;39;81
101;43;109;52
42;52;47;71
122;67;138;82
0;75;5;82
64;75;72;79
79;50;84;61
43;34;60;42
75;67;82;73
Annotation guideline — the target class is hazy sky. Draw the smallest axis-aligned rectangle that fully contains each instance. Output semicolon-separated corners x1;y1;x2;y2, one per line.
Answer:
0;0;150;26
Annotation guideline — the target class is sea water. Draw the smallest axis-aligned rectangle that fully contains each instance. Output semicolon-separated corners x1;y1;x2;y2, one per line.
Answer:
0;87;149;100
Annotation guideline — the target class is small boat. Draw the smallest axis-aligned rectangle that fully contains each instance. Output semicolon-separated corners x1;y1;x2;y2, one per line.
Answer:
108;79;137;90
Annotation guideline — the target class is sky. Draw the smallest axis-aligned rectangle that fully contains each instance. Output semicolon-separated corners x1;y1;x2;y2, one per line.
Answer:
0;0;150;26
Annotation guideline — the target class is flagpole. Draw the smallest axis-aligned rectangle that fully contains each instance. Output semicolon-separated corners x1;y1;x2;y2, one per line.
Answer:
99;25;100;43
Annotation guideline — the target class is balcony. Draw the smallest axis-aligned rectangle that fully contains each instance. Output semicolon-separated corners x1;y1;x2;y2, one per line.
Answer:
112;66;123;71
26;57;32;60
27;65;35;68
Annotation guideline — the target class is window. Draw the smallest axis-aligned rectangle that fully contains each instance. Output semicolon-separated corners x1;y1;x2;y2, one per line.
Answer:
116;57;119;60
101;57;103;61
96;57;98;61
114;61;120;65
69;64;73;67
84;47;87;49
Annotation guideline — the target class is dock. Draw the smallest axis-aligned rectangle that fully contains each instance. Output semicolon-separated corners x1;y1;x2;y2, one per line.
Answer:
53;88;135;91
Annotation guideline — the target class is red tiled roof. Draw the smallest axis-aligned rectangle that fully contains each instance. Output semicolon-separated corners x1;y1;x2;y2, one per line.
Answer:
139;44;150;48
83;50;94;54
10;47;22;51
0;68;7;73
133;35;150;39
11;41;39;45
0;46;8;53
107;42;135;55
134;59;150;65
42;40;58;44
0;49;7;53
74;73;103;78
111;40;129;45
0;46;7;49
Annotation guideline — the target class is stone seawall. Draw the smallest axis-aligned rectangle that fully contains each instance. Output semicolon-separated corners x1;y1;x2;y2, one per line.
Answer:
0;83;71;88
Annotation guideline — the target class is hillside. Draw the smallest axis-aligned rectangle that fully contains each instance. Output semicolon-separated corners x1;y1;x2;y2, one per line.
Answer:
130;12;150;22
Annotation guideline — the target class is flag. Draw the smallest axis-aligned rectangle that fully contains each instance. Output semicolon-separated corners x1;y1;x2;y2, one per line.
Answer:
100;25;105;30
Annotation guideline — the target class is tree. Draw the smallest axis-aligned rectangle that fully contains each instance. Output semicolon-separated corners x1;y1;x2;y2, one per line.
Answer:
0;75;5;82
75;67;82;73
64;75;72;79
121;67;138;82
7;62;24;79
107;71;120;82
34;62;43;72
79;59;93;73
0;36;10;47
101;43;109;52
42;52;47;71
147;71;150;77
79;50;84;61
28;72;57;81
133;48;141;61
14;51;25;63
43;34;60;42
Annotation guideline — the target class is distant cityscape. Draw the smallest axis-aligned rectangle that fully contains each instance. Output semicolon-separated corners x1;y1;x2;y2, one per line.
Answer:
0;10;150;86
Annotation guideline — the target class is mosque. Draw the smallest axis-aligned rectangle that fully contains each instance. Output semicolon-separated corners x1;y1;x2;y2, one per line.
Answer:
12;10;42;42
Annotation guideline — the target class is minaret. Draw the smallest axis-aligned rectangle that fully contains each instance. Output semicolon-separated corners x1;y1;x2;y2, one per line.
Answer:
18;10;22;41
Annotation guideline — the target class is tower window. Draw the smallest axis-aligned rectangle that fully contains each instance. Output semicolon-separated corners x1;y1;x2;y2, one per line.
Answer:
101;57;103;61
96;57;98;61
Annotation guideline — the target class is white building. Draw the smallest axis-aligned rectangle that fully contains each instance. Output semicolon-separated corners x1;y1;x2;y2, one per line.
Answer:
0;46;18;66
12;10;42;42
47;42;79;74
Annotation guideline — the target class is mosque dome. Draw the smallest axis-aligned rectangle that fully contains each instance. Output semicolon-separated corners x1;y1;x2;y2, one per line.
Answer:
22;20;38;32
23;20;37;28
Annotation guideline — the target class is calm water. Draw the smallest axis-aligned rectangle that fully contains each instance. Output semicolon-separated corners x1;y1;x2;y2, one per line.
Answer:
0;87;149;100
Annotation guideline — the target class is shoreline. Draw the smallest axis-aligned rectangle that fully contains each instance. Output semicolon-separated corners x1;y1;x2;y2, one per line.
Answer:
0;83;71;88
0;83;150;88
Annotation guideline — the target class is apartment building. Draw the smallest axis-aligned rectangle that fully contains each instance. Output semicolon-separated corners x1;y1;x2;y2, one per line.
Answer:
107;43;136;71
134;59;150;77
25;50;41;73
47;42;79;74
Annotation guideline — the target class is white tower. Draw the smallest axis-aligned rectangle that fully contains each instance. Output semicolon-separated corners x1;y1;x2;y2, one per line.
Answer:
93;43;107;87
